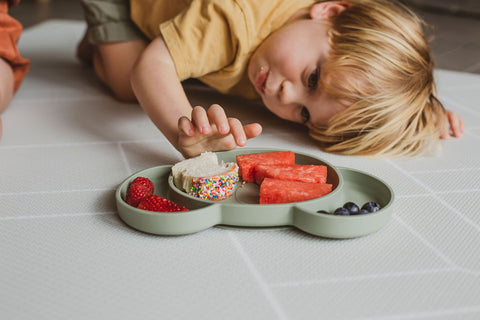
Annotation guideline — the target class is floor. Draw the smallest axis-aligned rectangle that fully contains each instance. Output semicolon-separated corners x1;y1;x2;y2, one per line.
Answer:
2;2;480;320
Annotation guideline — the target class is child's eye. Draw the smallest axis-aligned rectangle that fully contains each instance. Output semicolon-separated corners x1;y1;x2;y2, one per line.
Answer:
308;69;319;89
301;107;310;123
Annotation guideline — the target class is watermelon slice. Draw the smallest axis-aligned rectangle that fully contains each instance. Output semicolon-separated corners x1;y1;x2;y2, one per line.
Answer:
254;164;327;185
259;178;332;204
236;151;295;182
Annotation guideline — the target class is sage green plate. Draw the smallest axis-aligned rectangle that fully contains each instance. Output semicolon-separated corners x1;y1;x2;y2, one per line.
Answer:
115;148;394;238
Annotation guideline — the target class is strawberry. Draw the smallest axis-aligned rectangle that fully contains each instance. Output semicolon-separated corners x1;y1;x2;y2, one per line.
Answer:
131;177;154;190
137;195;189;212
125;177;154;207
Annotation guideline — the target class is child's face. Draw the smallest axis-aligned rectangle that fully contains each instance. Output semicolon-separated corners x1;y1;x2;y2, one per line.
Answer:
248;4;348;127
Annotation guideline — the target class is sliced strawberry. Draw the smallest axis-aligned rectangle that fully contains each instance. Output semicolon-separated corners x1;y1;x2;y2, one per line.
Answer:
125;177;154;207
137;195;189;212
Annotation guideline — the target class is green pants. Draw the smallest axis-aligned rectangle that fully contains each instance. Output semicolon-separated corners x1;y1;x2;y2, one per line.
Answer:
81;0;146;44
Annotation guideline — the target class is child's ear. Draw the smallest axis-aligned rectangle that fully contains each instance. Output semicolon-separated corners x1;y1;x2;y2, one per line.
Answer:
310;1;351;20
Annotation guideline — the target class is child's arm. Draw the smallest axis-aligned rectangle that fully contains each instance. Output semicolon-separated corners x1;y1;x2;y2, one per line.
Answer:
440;110;464;139
0;58;15;139
0;58;14;113
130;36;262;158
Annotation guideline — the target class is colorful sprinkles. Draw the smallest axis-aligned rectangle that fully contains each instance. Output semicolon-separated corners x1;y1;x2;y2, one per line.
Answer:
189;169;239;201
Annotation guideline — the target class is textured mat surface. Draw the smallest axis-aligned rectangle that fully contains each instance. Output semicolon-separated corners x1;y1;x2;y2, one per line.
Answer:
1;21;480;319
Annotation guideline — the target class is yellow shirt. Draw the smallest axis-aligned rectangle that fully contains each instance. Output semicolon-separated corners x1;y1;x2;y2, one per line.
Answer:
130;0;315;99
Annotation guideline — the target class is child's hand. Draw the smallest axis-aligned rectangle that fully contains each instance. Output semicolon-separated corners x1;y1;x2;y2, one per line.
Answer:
439;110;464;139
177;104;262;158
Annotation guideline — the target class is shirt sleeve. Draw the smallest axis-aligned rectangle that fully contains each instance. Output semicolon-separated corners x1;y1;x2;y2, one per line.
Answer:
159;0;244;80
0;1;30;92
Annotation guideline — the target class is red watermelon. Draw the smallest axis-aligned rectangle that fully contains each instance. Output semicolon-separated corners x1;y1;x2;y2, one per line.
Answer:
254;164;327;185
236;151;295;182
259;178;332;204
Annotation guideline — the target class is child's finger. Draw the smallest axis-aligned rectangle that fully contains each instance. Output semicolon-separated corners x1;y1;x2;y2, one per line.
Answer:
243;123;262;139
439;111;452;139
448;111;464;138
439;122;450;139
447;111;458;136
227;117;247;146
207;104;230;135
178;116;195;136
191;106;211;134
439;131;450;140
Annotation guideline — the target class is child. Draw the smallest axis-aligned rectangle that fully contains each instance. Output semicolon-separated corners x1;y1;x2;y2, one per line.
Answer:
77;0;464;158
0;0;30;139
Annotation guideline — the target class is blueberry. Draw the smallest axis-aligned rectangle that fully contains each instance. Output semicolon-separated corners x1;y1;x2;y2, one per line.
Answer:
317;210;330;215
334;207;350;216
361;202;381;213
343;202;360;215
358;209;370;215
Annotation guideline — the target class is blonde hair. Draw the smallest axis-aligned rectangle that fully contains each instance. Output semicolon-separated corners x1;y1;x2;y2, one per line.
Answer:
309;0;447;157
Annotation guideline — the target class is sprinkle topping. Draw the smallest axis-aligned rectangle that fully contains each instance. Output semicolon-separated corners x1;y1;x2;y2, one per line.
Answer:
189;169;239;201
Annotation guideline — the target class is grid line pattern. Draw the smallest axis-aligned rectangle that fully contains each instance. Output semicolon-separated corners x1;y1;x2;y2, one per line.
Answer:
1;21;479;320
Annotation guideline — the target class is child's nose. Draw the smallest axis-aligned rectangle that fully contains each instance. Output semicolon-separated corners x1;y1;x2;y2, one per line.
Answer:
278;80;298;105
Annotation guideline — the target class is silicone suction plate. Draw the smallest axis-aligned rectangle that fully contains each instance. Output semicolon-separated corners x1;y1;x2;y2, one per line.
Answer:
115;148;394;238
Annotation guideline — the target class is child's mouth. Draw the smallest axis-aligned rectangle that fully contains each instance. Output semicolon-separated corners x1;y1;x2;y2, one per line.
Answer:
255;69;268;95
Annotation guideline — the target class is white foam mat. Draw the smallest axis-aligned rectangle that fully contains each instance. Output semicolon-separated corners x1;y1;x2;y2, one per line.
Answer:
1;20;480;319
